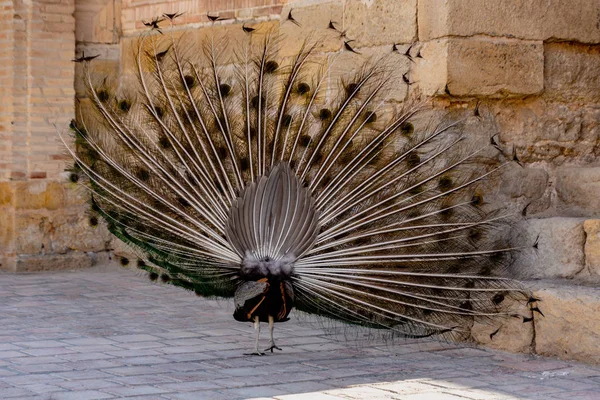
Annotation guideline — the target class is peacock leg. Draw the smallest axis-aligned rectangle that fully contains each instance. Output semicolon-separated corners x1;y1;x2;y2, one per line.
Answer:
265;315;282;352
245;316;265;356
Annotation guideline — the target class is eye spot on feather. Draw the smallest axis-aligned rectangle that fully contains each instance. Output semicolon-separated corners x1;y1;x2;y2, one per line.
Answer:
471;193;484;206
439;207;453;220
423;308;433;316
489;252;503;263
158;136;171;149
136;168;150;181
297;82;310;95
137;259;146;268
154;106;164;119
406;152;420;168
177;197;191;207
217;146;228;159
97;89;110;102
480;265;493;275
69;172;79;183
492;293;505;305
251;95;264;109
282;114;292;127
468;229;482;242
184;75;195;88
312;151;323;163
460;301;473;311
365;111;377;123
91;202;100;213
160;274;171;283
408;185;422;195
194;289;203;296
118;99;131;112
346;82;359;95
88;216;98;227
120;257;130;266
438;175;453;192
299;134;311;147
219;83;231;97
319;108;332;120
265;60;279;73
240;157;249;171
400;121;414;135
149;272;159;281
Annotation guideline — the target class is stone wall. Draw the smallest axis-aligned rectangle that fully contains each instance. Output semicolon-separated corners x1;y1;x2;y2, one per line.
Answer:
1;0;600;362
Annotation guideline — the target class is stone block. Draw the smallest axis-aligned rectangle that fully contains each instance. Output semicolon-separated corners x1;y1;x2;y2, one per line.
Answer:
556;168;600;217
75;0;120;44
448;38;543;97
492;99;600;164
495;166;549;214
544;42;600;103
410;39;448;97
14;252;94;272
344;0;417;48
0;182;13;206
510;218;586;280
279;2;342;58
534;281;600;364
0;207;14;256
471;298;533;354
418;0;600;43
413;38;543;98
583;220;600;277
50;212;113;254
13;208;112;256
13;212;48;255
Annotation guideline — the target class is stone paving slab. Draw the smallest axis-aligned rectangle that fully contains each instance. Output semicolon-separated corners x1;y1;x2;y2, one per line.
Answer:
1;265;599;400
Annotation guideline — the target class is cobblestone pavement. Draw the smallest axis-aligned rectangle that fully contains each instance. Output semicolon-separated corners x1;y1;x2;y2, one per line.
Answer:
1;265;599;400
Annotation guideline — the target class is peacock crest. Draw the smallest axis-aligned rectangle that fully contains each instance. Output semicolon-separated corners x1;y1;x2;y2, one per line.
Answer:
62;12;540;355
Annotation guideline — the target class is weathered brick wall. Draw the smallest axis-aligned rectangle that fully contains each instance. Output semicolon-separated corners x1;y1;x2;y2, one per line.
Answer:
0;0;115;272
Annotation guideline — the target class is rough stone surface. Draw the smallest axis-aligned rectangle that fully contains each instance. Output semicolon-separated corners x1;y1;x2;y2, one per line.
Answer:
447;37;544;97
471;299;533;354
413;37;544;97
344;0;417;47
418;0;600;43
491;100;600;164
534;281;600;364
583;220;600;276
544;42;600;103
510;218;586;280
279;2;342;57
410;39;448;97
556;168;600;217
13;252;94;272
495;166;550;214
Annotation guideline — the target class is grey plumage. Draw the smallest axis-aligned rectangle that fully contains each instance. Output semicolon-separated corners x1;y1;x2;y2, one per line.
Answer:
61;17;538;354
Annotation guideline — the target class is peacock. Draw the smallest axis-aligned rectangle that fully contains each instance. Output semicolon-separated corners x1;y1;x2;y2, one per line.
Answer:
63;12;540;355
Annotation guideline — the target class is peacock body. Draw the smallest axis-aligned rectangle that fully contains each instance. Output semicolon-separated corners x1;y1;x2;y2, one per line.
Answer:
64;13;538;355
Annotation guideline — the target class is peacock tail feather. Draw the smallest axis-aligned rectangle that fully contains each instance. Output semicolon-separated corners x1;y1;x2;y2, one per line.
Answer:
61;18;537;342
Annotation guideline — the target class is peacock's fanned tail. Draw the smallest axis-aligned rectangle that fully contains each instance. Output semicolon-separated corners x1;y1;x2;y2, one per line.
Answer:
62;23;534;341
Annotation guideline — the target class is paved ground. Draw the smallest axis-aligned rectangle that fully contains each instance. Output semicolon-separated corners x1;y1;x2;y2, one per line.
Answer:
1;265;599;400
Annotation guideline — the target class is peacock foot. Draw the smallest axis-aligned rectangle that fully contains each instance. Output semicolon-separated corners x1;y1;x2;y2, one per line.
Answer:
244;351;266;356
265;344;282;353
